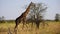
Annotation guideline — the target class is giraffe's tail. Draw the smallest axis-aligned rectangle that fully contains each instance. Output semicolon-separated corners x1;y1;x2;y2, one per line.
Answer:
14;20;18;34
14;20;18;31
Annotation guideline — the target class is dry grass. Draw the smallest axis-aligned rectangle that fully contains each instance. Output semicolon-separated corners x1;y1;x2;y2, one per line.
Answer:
0;21;60;34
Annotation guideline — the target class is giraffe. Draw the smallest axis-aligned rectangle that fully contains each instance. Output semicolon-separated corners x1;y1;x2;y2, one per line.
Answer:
14;2;35;30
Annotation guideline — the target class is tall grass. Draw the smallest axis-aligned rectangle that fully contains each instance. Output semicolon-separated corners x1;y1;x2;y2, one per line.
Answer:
0;21;60;34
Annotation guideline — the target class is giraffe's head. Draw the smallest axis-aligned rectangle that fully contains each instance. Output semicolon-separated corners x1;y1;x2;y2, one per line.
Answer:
30;2;35;7
29;2;35;10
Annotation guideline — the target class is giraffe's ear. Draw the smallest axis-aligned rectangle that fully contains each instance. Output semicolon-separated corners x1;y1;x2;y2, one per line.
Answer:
31;2;33;3
30;2;33;4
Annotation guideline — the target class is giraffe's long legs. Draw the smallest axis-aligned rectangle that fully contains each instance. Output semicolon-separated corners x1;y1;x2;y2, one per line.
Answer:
22;20;29;30
22;22;24;29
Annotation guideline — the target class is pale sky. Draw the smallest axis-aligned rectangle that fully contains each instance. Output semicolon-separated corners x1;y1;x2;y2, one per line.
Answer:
0;0;60;20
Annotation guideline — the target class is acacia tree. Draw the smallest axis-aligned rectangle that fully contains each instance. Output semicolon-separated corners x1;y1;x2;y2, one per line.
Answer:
0;16;5;23
55;14;60;22
26;3;47;29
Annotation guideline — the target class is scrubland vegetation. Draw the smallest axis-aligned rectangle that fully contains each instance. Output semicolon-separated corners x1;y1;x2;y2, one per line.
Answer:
0;21;60;34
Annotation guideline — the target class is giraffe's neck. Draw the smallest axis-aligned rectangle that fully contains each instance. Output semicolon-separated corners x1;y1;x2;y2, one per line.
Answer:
23;2;33;17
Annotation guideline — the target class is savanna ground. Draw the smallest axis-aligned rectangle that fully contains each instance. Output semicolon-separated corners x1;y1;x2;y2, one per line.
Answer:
0;21;60;34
